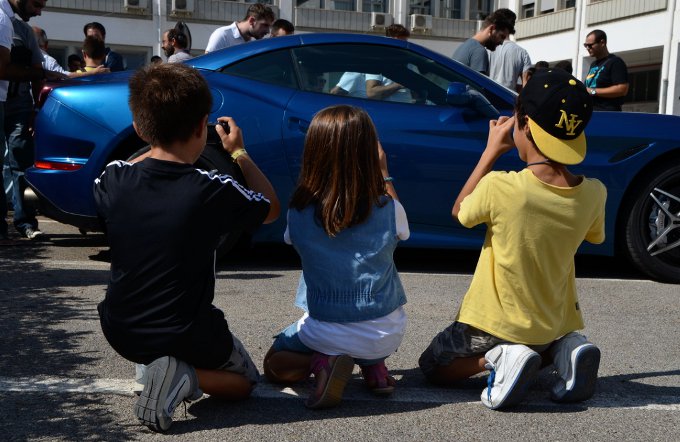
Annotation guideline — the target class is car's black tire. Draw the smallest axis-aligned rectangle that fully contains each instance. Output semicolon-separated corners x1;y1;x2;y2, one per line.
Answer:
126;143;249;258
623;162;680;283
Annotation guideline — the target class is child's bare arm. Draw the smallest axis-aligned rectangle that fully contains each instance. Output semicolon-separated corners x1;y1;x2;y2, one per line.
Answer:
378;141;399;201
452;116;515;220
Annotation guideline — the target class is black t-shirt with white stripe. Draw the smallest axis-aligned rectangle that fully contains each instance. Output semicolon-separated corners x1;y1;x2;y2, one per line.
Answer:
93;158;269;366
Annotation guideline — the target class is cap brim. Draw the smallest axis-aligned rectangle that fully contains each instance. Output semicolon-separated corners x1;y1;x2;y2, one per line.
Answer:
528;118;586;165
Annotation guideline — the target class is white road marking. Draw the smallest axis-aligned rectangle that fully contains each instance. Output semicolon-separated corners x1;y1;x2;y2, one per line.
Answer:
0;376;677;411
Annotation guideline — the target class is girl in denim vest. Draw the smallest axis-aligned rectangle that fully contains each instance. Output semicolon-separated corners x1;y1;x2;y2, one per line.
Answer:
263;105;410;409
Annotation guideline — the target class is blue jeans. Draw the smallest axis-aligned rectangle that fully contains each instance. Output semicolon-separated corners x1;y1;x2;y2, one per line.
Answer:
3;111;37;233
0;103;7;237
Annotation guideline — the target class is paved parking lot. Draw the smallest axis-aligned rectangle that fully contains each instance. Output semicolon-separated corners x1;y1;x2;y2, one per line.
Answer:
1;218;678;441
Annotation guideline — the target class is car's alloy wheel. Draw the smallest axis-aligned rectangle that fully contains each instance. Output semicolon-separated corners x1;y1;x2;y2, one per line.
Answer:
624;163;680;283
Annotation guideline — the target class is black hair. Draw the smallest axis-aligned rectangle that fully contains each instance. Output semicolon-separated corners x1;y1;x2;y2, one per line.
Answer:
271;19;294;34
83;22;106;38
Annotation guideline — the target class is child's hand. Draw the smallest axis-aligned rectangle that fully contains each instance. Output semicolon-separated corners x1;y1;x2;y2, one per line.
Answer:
216;116;245;154
485;116;515;157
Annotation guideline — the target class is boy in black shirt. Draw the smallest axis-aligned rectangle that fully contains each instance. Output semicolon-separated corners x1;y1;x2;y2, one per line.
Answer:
94;63;280;432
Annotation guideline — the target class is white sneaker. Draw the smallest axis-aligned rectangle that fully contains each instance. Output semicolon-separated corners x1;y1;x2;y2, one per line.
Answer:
480;344;541;410
550;332;600;403
135;363;147;385
134;356;202;432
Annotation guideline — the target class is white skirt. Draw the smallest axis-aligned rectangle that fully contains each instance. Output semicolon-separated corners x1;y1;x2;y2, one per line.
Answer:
296;306;407;360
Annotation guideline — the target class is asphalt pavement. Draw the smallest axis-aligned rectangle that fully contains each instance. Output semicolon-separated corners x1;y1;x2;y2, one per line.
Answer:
1;218;678;441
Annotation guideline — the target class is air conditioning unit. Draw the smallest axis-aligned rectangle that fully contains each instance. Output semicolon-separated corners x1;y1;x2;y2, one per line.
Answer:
124;0;148;13
410;14;432;33
171;0;194;17
371;12;393;30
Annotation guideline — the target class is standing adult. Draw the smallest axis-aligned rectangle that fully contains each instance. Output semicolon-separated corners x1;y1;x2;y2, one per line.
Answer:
83;22;125;71
33;26;108;77
452;9;514;76
0;0;12;242
162;28;191;63
583;29;629;111
489;40;532;92
205;3;274;53
271;18;294;37
2;0;64;240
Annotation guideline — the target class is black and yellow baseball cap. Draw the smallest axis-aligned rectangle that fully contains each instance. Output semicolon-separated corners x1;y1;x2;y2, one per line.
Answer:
520;69;593;165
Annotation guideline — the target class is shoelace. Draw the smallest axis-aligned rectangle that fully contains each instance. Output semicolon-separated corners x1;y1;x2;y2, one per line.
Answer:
486;368;496;405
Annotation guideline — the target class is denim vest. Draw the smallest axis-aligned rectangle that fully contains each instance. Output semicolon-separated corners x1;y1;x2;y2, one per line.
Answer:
289;197;407;322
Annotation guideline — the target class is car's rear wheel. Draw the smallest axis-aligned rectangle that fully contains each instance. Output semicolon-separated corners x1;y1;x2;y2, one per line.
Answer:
624;163;680;283
126;143;249;257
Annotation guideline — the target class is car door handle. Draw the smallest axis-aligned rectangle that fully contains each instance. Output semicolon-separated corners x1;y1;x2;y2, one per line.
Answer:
288;117;310;133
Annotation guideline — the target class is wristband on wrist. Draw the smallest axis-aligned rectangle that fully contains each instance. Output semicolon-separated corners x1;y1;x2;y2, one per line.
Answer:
231;148;248;162
384;176;394;182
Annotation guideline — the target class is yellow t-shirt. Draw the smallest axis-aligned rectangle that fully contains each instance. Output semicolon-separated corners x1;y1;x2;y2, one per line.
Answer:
456;169;606;345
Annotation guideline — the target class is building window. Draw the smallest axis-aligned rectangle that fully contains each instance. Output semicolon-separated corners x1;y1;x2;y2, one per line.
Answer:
469;0;492;20
627;68;661;104
296;0;325;9
329;0;356;10
409;0;431;16
363;0;386;12
440;0;462;19
522;1;535;18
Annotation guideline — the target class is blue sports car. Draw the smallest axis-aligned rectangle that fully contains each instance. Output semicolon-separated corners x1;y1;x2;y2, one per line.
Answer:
26;33;680;283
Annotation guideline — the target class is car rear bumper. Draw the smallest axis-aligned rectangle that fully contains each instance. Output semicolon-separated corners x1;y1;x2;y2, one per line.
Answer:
24;181;102;232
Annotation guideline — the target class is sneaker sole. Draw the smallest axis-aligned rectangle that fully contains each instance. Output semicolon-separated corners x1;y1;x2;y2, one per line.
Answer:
483;351;541;410
134;356;177;431
551;345;600;403
306;355;354;409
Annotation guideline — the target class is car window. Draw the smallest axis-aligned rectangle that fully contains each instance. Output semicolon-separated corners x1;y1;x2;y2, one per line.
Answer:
221;49;299;89
290;43;508;109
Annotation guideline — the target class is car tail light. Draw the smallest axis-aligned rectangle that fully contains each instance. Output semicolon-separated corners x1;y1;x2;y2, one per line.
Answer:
35;84;55;110
34;160;82;171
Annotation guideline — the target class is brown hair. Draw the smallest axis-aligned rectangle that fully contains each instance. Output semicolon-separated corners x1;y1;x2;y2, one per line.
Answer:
290;105;386;236
386;24;409;39
244;3;275;22
514;94;534;143
82;36;105;61
128;63;212;146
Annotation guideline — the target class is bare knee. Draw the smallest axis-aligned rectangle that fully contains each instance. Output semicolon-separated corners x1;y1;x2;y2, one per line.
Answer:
263;347;312;384
195;368;254;400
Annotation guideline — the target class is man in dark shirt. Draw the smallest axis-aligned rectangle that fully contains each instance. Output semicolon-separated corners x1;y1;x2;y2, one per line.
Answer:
583;29;629;111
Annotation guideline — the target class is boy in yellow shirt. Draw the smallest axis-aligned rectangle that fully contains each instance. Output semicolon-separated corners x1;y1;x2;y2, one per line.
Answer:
419;68;607;409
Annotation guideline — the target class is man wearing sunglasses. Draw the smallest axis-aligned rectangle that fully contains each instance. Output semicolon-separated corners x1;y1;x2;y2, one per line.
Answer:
583;29;629;111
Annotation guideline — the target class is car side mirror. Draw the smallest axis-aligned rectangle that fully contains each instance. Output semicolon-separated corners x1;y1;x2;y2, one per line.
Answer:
446;82;499;119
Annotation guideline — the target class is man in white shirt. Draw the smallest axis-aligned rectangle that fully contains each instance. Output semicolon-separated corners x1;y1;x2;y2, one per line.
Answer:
33;27;108;77
205;3;274;53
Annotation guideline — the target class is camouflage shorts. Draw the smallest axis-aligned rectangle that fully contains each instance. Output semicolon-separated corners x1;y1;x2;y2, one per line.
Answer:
418;322;551;378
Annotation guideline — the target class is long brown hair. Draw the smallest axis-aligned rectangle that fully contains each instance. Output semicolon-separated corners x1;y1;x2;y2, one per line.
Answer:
290;105;386;236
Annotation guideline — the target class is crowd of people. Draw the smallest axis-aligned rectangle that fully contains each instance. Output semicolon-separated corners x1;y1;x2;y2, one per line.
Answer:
2;1;613;433
455;7;629;111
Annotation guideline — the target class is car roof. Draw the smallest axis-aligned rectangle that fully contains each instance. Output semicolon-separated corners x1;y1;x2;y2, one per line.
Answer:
191;32;425;71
